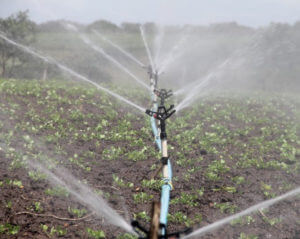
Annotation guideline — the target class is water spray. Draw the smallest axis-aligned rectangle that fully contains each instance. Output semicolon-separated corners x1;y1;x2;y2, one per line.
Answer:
0;31;146;113
140;25;156;71
182;186;300;239
62;24;151;91
28;160;135;234
92;29;146;68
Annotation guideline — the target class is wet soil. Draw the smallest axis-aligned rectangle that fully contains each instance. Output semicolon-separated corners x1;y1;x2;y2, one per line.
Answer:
0;85;299;239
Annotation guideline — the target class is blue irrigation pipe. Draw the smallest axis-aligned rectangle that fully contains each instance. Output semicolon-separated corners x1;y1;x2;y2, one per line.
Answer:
150;91;172;236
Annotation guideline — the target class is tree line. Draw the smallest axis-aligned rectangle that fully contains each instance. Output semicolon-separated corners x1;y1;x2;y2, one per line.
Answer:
0;11;299;93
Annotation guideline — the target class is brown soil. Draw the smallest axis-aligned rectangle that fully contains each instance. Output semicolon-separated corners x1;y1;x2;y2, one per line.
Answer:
0;85;299;239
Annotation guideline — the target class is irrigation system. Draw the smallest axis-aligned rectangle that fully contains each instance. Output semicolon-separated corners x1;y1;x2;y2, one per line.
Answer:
0;26;299;239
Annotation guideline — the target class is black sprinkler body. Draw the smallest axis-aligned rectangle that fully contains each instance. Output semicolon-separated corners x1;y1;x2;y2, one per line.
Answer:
145;105;176;140
131;220;192;239
154;89;173;106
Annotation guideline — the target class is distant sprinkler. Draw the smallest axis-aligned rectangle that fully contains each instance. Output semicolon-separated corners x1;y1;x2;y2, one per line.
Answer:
154;89;173;106
147;65;159;103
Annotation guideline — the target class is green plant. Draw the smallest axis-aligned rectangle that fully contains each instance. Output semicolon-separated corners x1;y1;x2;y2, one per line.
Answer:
133;192;153;203
68;207;87;218
232;176;245;185
112;174;133;188
86;228;105;239
205;159;230;181
102;146;122;160
231;216;255;226
45;186;69;197
34;202;43;212
261;182;276;198
141;179;163;190
168;212;194;226
41;224;67;237
28;170;47;181
117;233;138;239
239;232;258;239
134;211;150;222
126;147;147;161
5;179;23;188
171;192;198;207
6;201;12;209
214;202;237;214
0;223;20;235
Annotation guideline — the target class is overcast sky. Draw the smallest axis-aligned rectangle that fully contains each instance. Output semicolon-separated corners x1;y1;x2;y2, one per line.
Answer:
0;0;300;27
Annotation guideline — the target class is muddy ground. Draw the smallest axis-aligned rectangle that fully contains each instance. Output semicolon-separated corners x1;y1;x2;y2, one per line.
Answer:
0;80;299;238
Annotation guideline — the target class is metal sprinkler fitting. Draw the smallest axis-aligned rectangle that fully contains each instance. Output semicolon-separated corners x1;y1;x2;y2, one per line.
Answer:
147;65;158;83
154;89;173;106
146;105;176;140
131;217;193;239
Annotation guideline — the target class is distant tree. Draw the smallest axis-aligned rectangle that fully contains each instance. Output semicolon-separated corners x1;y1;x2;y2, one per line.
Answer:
121;22;140;33
87;20;120;33
37;20;69;33
143;22;156;34
0;11;36;78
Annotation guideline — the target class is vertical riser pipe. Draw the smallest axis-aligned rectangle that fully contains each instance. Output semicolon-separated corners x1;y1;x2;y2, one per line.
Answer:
149;74;173;237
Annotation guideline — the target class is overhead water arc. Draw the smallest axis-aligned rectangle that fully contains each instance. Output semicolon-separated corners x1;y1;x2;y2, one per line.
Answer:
79;34;150;90
183;186;300;238
139;25;155;71
28;160;135;234
0;32;146;113
92;29;146;68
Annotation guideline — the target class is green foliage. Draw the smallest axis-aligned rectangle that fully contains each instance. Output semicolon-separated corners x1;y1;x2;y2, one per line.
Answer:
41;224;67;237
45;186;69;197
68;207;87;218
86;228;105;239
34;202;43;212
5;179;23;188
133;192;153;203
231;216;255;226
168;212;202;227
28;170;47;181
232;176;245;185
168;212;190;224
0;11;36;78
214;202;237;214
126;147;148;161
239;232;258;239
134;211;150;222
261;182;276;198
171;192;199;207
206;159;230;181
112;174;133;188
102;146;122;160
0;224;20;235
5;201;12;209
117;233;138;239
141;179;163;190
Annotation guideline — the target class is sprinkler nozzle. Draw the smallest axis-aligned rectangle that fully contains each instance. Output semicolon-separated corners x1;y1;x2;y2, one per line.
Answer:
131;220;193;239
145;105;176;121
154;89;173;106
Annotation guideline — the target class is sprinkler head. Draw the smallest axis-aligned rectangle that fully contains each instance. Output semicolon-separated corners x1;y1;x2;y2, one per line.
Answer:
146;105;176;140
145;105;176;121
131;220;193;239
154;89;173;105
147;65;159;83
